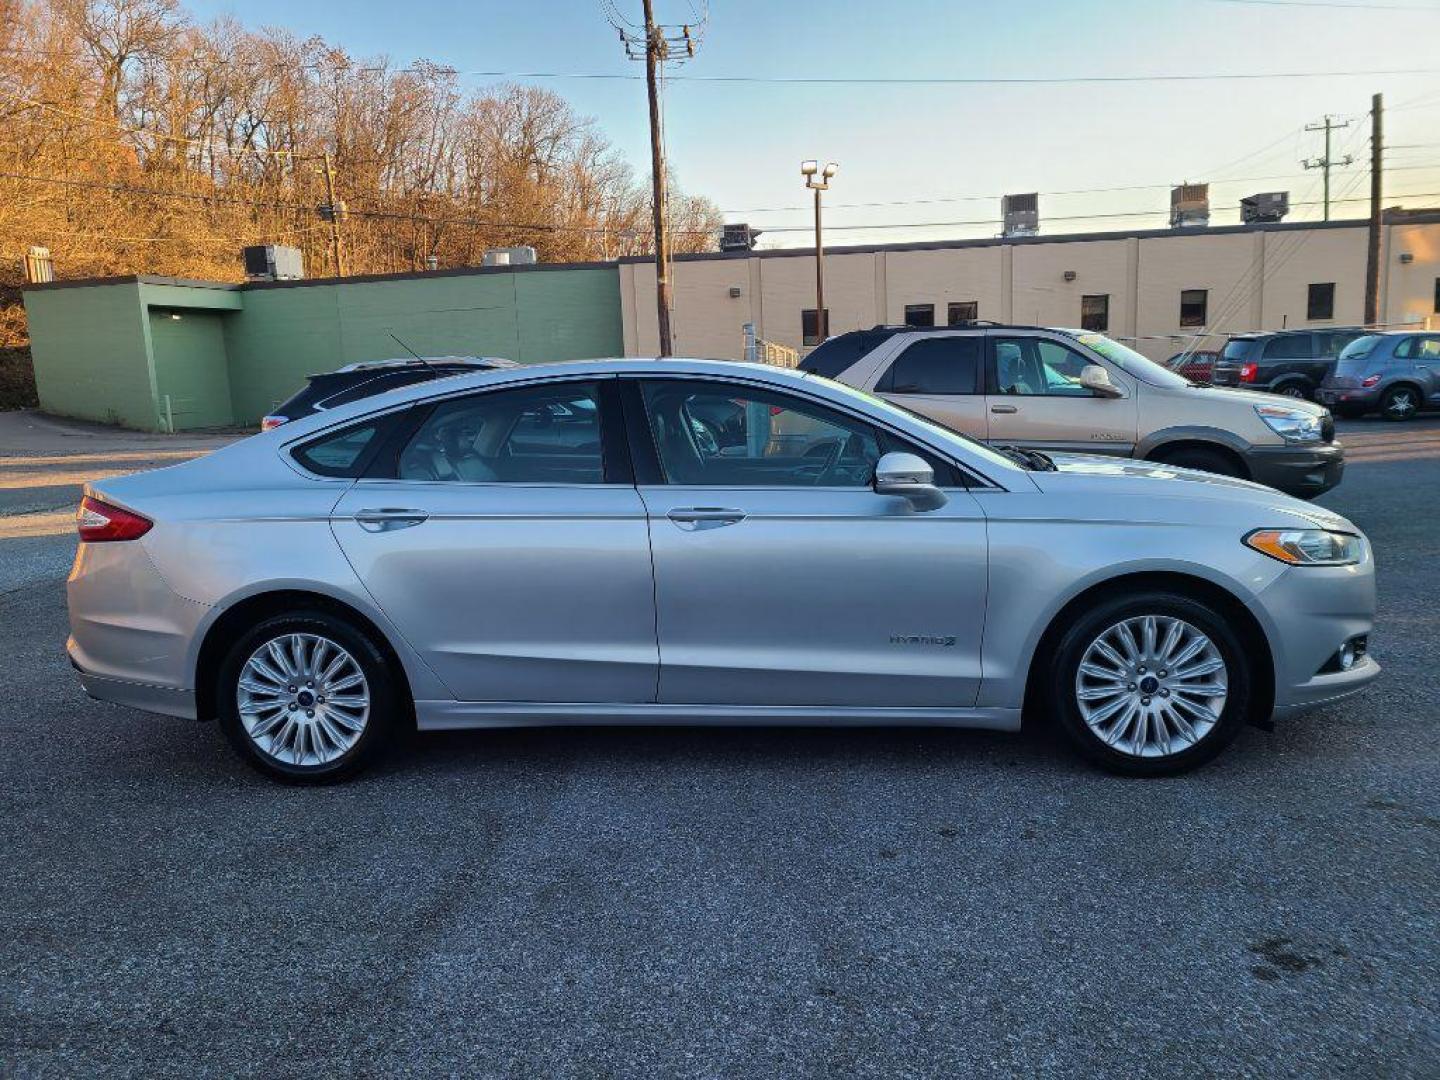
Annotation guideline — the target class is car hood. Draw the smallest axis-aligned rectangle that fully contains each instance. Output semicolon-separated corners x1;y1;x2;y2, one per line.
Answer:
1174;384;1329;416
1028;453;1357;530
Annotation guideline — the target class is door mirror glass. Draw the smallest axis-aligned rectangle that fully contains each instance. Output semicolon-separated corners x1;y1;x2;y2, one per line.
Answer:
1079;364;1122;398
873;451;947;511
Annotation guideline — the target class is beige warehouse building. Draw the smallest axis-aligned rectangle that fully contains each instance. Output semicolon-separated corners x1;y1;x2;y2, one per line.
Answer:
619;210;1440;362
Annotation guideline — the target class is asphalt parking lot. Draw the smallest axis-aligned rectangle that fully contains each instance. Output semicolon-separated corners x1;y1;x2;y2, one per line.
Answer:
2;412;1438;1078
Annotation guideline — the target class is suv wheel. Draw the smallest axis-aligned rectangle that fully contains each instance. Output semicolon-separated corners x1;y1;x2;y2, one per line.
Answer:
1380;385;1419;422
217;610;400;783
1274;381;1310;400
1049;592;1251;776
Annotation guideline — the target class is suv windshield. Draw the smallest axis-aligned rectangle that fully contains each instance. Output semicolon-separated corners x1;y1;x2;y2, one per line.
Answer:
1068;332;1191;389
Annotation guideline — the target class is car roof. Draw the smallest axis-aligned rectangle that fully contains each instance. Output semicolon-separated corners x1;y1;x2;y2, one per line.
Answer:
321;356;515;376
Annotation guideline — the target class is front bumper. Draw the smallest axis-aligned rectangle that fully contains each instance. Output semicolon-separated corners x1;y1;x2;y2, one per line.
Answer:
1252;555;1379;717
1245;442;1345;497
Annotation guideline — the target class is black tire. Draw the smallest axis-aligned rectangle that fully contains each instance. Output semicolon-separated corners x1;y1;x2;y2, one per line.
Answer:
1379;384;1420;422
216;609;400;783
1273;381;1311;401
1047;591;1253;777
1151;445;1244;478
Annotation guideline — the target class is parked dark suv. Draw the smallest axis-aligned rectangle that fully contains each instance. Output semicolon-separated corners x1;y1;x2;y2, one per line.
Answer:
1318;331;1440;420
261;356;515;430
1211;328;1368;400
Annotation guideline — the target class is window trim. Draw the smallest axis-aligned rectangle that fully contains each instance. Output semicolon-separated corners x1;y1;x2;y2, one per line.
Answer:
1179;288;1208;329
1306;282;1336;322
904;303;937;328
801;307;830;347
946;301;979;326
1080;294;1110;333
623;373;977;489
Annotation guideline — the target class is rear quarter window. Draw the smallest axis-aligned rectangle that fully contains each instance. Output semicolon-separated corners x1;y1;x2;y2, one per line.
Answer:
1220;340;1255;361
292;421;382;477
798;332;892;380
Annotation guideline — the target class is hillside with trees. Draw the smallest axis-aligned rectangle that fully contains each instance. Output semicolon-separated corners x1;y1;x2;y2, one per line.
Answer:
0;0;724;407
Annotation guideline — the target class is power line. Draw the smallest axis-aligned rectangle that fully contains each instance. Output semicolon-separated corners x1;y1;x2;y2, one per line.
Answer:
2;45;1433;85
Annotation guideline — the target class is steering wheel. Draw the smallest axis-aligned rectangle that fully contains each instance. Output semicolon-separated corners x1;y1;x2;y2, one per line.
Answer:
689;417;720;456
797;437;847;485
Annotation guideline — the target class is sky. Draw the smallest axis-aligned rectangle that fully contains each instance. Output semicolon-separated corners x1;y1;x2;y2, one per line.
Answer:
184;0;1440;249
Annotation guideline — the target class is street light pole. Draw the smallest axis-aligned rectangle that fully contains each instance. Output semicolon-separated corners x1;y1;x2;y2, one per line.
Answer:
802;160;838;343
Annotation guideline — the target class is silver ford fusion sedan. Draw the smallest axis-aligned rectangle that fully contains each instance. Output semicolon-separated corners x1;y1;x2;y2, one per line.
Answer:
67;359;1379;782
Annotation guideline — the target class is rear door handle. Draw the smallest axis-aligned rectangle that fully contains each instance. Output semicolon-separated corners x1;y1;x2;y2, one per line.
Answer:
667;507;746;530
354;508;429;532
991;404;1018;414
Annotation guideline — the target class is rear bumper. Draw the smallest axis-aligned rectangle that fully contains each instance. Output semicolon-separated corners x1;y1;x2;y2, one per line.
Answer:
1317;387;1379;409
69;645;198;718
1244;442;1344;497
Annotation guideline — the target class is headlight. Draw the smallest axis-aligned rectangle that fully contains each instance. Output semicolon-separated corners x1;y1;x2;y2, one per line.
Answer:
1245;528;1362;565
1255;404;1323;442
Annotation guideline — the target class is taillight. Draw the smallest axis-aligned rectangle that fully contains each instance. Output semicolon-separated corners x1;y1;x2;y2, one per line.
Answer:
1239;363;1257;383
261;415;287;431
1361;374;1381;388
76;496;152;543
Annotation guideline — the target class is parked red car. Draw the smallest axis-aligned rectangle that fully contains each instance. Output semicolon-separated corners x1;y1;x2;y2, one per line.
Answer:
1165;349;1220;383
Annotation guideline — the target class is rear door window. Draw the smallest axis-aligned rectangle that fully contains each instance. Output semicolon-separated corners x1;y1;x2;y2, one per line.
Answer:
1262;334;1315;360
876;336;981;395
1395;335;1440;360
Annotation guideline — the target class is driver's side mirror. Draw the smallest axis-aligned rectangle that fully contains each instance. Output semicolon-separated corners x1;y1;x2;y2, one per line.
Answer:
1080;364;1123;398
873;451;947;511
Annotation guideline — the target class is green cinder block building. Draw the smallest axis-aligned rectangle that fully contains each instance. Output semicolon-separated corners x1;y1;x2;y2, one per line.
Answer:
22;262;626;431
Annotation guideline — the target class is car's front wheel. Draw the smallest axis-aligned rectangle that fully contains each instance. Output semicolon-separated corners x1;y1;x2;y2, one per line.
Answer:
217;610;400;783
1048;592;1252;776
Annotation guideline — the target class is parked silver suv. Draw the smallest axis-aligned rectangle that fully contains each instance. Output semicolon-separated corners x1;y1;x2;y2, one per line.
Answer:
799;325;1343;498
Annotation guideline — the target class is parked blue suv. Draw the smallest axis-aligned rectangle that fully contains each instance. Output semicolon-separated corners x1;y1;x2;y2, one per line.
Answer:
1318;331;1440;421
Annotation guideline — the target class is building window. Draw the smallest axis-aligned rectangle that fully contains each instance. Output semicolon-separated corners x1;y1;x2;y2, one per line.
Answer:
1307;282;1336;321
1080;294;1109;333
947;301;979;325
1179;289;1208;328
801;308;829;347
1433;277;1439;314
904;304;936;327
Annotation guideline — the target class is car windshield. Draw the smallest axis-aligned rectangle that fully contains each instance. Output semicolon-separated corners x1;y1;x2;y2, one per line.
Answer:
803;373;1024;472
1068;332;1192;388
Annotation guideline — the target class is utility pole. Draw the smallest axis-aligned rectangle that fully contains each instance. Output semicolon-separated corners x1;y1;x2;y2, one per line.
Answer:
614;4;699;356
1365;93;1383;327
641;0;672;355
1303;115;1354;222
320;151;347;278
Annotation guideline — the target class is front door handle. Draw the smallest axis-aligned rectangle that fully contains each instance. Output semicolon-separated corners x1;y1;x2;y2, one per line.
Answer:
667;507;746;530
354;508;429;532
990;404;1018;414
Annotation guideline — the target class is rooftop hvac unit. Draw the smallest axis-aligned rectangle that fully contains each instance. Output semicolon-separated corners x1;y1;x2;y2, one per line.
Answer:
720;223;761;252
482;246;538;267
242;244;304;281
1240;191;1290;224
1002;193;1039;237
1170;183;1210;228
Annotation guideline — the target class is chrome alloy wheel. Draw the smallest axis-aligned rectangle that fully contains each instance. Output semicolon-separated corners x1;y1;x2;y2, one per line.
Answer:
236;633;370;766
1074;615;1228;759
1385;388;1417;419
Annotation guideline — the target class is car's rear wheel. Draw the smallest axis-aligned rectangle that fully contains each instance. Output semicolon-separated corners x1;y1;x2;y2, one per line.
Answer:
1151;445;1243;478
1380;385;1419;422
217;610;399;783
1275;381;1310;400
1048;592;1252;776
